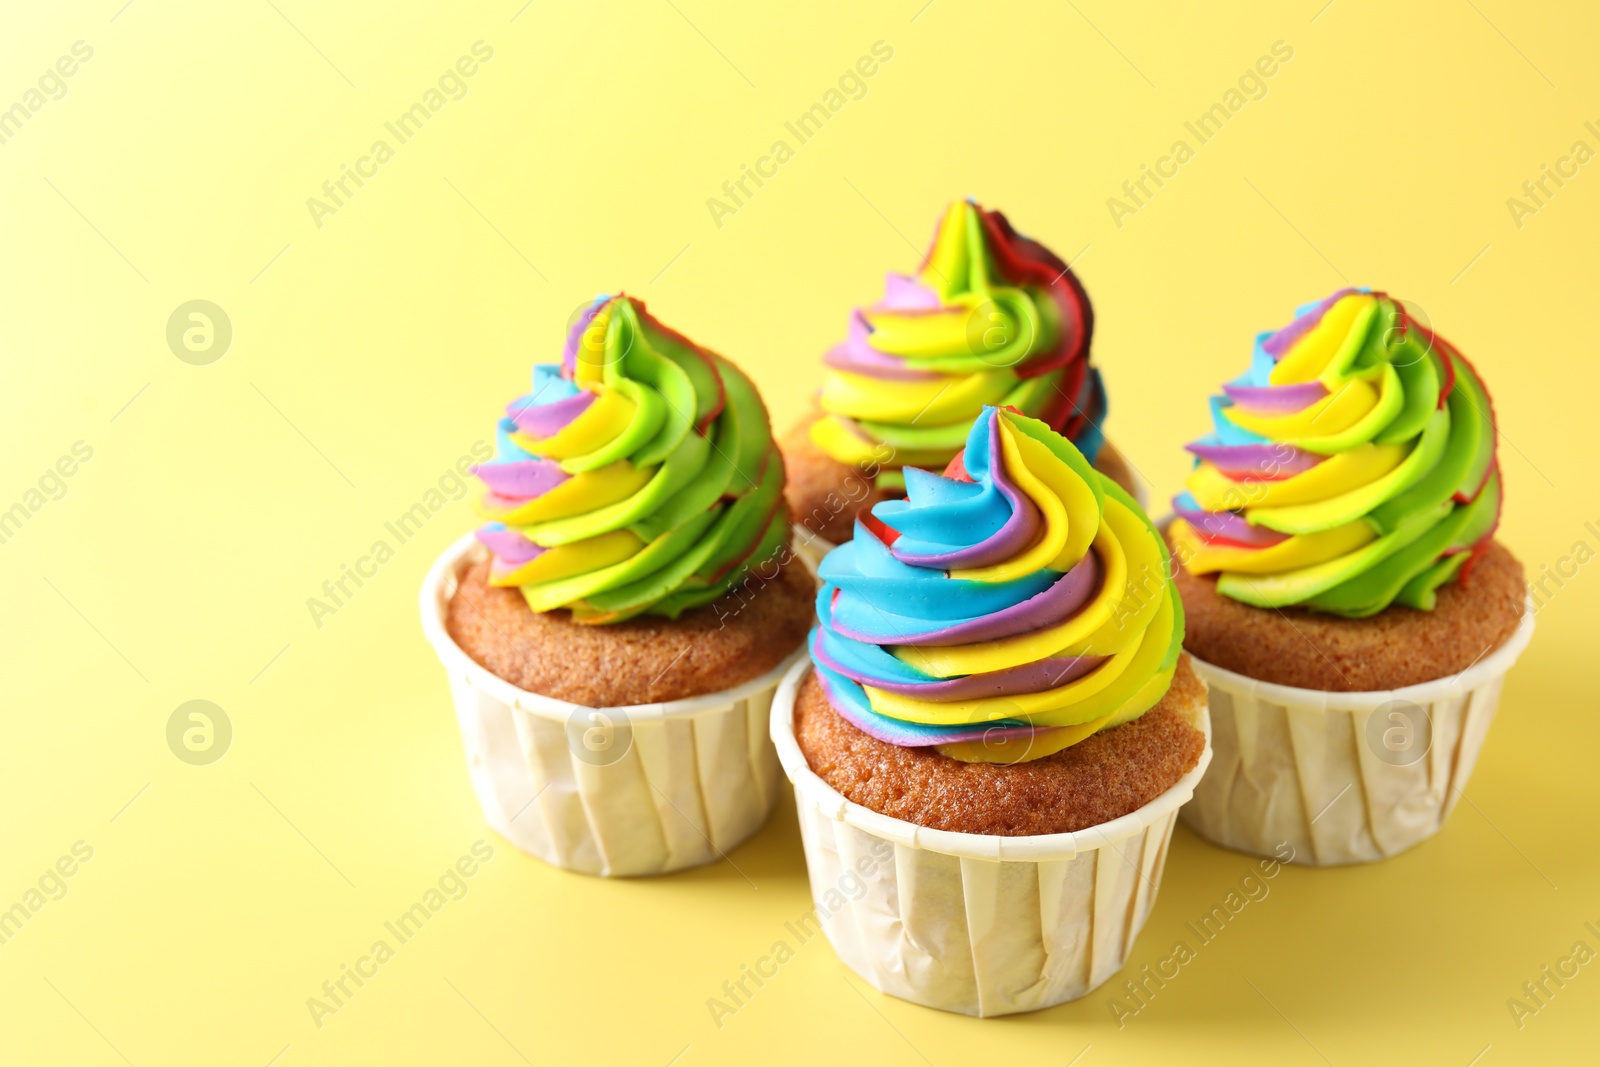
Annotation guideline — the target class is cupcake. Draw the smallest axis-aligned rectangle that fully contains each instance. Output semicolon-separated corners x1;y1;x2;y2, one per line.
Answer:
1168;288;1533;865
781;199;1139;561
420;294;815;877
769;405;1212;1016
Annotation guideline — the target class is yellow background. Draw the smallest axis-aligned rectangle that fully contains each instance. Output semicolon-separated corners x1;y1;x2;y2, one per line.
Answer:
2;1;1597;1063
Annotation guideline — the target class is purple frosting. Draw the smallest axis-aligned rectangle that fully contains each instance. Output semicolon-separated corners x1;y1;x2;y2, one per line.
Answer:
509;391;594;438
1173;500;1289;547
476;526;546;565
820;274;950;381
470;458;570;499
1261;288;1360;359
881;272;941;309
818;673;1058;747
1222;380;1328;413
560;301;605;376
814;640;1106;700
890;416;1040;569
1186;441;1323;480
823;311;944;381
830;549;1101;647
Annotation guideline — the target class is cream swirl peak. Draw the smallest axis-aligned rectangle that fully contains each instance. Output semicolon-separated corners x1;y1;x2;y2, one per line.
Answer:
810;406;1182;764
1171;289;1502;617
809;199;1104;491
471;295;788;624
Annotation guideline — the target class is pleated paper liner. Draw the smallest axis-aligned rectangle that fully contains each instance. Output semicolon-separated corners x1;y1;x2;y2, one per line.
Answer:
422;532;808;877
770;660;1213;1017
1180;602;1534;866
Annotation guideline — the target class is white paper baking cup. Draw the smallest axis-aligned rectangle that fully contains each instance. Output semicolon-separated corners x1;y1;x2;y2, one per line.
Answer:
770;660;1213;1016
1180;602;1535;866
421;532;808;877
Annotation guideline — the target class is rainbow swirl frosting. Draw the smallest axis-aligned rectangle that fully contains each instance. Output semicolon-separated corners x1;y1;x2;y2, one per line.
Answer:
1170;289;1501;617
810;406;1182;764
809;199;1104;491
470;295;788;623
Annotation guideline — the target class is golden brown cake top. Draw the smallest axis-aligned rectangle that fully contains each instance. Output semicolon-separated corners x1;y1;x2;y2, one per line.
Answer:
794;657;1206;836
446;555;814;705
1176;539;1525;691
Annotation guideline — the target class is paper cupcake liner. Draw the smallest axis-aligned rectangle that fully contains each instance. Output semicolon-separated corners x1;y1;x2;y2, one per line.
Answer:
1180;601;1535;866
770;660;1213;1016
421;532;808;877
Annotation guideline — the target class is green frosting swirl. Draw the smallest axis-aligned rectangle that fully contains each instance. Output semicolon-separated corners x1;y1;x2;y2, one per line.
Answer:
1172;289;1501;617
471;295;789;623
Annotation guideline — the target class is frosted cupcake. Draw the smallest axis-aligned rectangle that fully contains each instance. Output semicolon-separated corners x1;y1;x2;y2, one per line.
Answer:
769;405;1211;1015
782;199;1138;558
1169;289;1533;864
420;294;814;876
